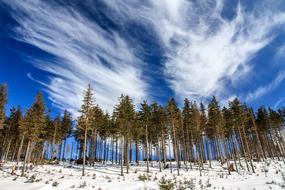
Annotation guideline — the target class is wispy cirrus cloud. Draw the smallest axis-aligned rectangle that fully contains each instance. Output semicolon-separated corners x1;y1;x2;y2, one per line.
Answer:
245;71;285;102
150;0;285;101
3;0;148;116
104;0;285;102
274;97;285;109
3;0;285;113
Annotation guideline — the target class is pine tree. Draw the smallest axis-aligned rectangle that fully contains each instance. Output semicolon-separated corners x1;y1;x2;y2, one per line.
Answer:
51;115;61;161
61;110;73;160
114;95;136;176
88;105;104;165
166;98;181;176
190;102;203;175
138;101;152;173
182;98;193;170
1;106;22;162
21;92;46;176
78;84;94;176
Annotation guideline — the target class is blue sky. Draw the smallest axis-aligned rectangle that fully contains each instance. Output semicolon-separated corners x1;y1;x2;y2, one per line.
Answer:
1;0;285;117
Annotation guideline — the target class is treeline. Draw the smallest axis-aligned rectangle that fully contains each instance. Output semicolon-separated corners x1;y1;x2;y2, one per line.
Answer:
0;83;285;177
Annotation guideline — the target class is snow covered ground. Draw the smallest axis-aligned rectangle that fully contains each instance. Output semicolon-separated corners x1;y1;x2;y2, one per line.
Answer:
0;160;284;190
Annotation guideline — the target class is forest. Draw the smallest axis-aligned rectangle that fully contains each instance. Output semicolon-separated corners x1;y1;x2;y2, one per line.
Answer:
0;83;285;180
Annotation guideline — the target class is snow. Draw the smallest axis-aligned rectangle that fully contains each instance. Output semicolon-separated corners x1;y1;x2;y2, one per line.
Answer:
0;160;284;190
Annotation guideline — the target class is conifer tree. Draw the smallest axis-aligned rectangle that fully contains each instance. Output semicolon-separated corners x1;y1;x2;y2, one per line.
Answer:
138;101;152;173
51;115;61;161
166;98;181;176
1;106;22;162
61;110;73;160
182;98;193;170
21;92;46;176
78;84;94;176
114;95;135;175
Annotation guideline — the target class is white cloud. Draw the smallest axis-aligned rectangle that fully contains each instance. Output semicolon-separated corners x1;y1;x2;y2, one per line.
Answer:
4;0;285;113
151;0;285;101
274;97;285;109
245;71;285;102
104;0;285;102
4;0;148;116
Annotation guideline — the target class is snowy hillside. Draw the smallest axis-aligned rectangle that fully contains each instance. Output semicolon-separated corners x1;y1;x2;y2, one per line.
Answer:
0;160;284;190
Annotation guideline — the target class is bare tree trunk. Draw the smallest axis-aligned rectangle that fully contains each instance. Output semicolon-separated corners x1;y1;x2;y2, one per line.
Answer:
135;140;139;165
82;119;88;176
158;138;162;172
222;137;231;175
3;139;12;161
251;115;264;161
41;145;45;162
115;137;118;164
103;139;107;164
206;139;212;168
111;136;114;165
129;140;132;164
238;127;250;171
171;116;180;176
161;123;167;168
168;135;173;173
21;140;30;176
197;142;202;176
230;137;238;172
17;135;25;166
145;124;150;173
120;137;124;176
27;142;34;165
51;125;57;161
11;140;18;161
241;124;255;173
125;137;130;174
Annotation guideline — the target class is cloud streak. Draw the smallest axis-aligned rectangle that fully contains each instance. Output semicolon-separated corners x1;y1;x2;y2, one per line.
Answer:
3;0;148;116
3;0;285;113
151;0;285;101
104;0;285;102
245;71;285;102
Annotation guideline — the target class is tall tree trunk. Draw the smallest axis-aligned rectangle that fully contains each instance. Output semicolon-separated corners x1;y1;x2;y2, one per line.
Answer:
124;137;129;174
3;139;12;161
59;141;63;161
206;139;212;168
197;142;202;176
237;127;250;171
116;137;118;164
171;116;180;176
120;137;124;176
11;139;18;161
62;139;67;161
111;136;114;165
135;140;139;165
158;137;162;172
129;140;132;163
17;134;25;166
168;134;173;173
222;137;231;175
230;137;238;172
41;145;46;162
104;139;107;164
51;125;57;161
145;124;150;173
241;123;255;173
21;140;31;176
251;115;264;161
82;119;88;176
161;133;166;168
